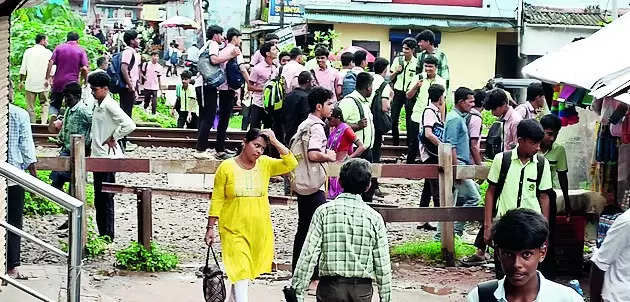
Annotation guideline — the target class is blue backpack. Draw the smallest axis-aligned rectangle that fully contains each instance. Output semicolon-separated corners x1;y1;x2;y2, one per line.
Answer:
107;51;135;94
170;50;179;65
342;71;357;98
162;49;170;61
225;58;244;90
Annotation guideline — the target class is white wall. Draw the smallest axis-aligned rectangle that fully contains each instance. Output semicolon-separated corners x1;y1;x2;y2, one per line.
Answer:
522;25;599;56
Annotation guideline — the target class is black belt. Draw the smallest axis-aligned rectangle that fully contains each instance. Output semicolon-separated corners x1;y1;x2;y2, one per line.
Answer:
319;276;372;285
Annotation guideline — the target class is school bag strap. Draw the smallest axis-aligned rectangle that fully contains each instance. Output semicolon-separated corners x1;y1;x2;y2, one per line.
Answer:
494;151;547;215
348;96;365;121
477;280;499;302
309;69;320;86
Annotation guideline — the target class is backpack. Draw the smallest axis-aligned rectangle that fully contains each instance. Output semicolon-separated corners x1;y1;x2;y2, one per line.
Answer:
263;66;285;114
170;50;179;65
371;81;392;135
345;95;368;144
419;107;444;158
107;50;135;94
485;120;504;160
198;46;225;88
341;71;357;98
162;48;171;61
225;57;245;90
477;280;499;302
465;111;482;131
289;119;328;195
492;151;546;217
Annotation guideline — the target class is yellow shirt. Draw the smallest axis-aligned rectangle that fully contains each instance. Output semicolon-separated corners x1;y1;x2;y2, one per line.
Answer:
390;55;418;92
487;150;553;217
409;74;446;124
209;153;298;282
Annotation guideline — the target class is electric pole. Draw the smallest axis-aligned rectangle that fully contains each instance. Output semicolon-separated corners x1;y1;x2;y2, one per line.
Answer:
280;0;285;27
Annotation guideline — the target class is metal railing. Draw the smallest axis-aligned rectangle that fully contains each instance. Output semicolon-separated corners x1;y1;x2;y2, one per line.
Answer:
0;162;83;302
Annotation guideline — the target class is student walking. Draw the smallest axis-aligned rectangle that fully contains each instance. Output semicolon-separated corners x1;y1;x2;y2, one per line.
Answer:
468;89;485;165
204;128;297;302
515;82;547;120
484;88;522;152
415;29;450;88
291;159;392;302
282;71;312;145
248;42;278;130
389;37;417;146
141;51;164;115
46;31;89;116
19;33;52;123
310;47;339;102
370;57;393;164
282;47;307;95
172;71;198;129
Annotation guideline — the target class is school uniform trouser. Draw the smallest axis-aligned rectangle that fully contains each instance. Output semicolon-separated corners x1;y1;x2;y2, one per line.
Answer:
249;105;271;130
216;90;236;152
93;172;116;239
372;133;383;163
119;89;136;148
390;90;409;146
406;120;420;164
196;85;218;152
143;89;158;114
359;148;378;203
240;104;251;131
7;185;25;270
420;156;440;207
176;111;198;129
316;276;373;302
292;190;327;278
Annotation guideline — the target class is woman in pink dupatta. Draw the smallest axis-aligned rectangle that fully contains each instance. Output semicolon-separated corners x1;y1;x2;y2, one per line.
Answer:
327;108;366;199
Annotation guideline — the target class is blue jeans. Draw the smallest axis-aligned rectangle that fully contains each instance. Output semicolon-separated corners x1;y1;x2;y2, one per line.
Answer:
454;179;481;236
50;150;71;191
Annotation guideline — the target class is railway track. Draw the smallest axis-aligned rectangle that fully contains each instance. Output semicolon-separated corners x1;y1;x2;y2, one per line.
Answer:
32;124;486;160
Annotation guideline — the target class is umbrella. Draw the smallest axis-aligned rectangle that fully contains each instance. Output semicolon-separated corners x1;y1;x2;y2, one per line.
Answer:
160;16;200;30
336;46;376;63
522;12;630;90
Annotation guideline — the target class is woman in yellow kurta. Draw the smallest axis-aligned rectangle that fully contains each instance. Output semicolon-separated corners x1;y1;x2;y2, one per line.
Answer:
204;128;297;302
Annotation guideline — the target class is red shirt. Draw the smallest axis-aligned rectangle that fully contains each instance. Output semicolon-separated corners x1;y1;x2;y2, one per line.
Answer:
337;127;357;154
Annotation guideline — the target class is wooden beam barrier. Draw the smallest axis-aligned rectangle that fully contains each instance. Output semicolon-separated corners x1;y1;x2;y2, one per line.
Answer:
438;144;456;267
455;165;490;180
35;156;71;171
136;188;153;250
374;207;484;223
70;135;88;248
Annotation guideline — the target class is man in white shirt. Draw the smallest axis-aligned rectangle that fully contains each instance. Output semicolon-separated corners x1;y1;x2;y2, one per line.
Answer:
590;210;630;302
87;71;136;240
19;33;53;123
515;82;546;120
281;47;307;94
186;43;200;63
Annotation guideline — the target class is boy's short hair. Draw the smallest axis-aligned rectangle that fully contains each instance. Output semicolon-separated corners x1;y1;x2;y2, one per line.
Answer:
259;42;274;58
526;82;545;102
67;31;79;42
289;47;302;59
297;70;312;86
517;119;545;142
180;70;192;80
340;52;354;67
123;30;138;45
226;28;242;42
264;33;279;42
540;114;562;132
353;50;367;66
206;25;223;39
355;72;373;91
423;55;439;67
454;87;474;104
473;89;486;108
308;87;333;113
428;84;445;103
96;56;107;68
339;158;372;194
314;47;329;58
373;57;389;75
492;208;549;251
279;51;290;59
63;82;82;100
35;33;46;44
87;71;110;88
484;88;508;111
402;37;417;49
416;29;436;44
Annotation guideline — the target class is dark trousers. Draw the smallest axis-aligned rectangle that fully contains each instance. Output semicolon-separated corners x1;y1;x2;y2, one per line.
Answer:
359;148;378;203
50;150;71;191
391;90;411;146
143;89;158;114
216;90;236;152
49;91;64;116
316;277;373;302
196;85;218;152
176;111;198;129
119;89;136;148
7;186;25;270
241;104;251;130
406;120;420;164
292;190;327;277
249;105;271;130
93;172;116;239
420;156;440;207
372;133;383;163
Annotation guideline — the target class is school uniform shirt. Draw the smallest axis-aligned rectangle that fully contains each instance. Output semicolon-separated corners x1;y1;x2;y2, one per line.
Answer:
311;65;339;102
369;74;393;108
502;106;522;151
390;55;418;92
540;143;568;189
281;60;307;94
90;94;136;158
468;108;483;151
20;44;53;93
591;210;630;302
466;271;584;302
419;102;442;162
487;150;552;217
177;84;198;114
409;73;446;124
218;43;245;91
515;101;537;120
338;91;375;148
249;60;277;108
143;62;163;91
121;46;141;89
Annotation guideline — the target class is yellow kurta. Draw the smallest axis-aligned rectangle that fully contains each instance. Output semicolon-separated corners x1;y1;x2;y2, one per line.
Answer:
208;153;297;283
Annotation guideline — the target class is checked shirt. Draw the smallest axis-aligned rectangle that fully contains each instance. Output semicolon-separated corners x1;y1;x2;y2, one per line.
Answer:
292;193;392;302
59;101;93;154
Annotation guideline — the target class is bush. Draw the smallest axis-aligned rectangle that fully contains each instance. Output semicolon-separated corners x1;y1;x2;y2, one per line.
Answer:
24;170;95;216
85;217;111;258
115;241;178;272
392;238;477;261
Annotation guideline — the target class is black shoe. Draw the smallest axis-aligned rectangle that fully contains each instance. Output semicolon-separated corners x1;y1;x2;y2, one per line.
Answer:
417;222;437;231
57;220;69;230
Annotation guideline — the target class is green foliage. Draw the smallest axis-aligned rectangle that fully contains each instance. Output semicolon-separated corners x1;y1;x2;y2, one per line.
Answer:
132;95;177;128
24;170;65;215
478;181;489;206
115;241;179;272
392;238;477;261
584;245;592;254
229;115;243;130
481;110;498;136
85;217;110;258
308;30;343;68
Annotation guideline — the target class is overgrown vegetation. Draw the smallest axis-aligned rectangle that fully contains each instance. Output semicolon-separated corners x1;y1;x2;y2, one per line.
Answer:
115;241;178;272
24;170;95;216
392;238;477;261
58;216;110;259
132;96;177;128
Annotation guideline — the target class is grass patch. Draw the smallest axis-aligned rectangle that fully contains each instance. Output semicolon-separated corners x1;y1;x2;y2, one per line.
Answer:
115;241;179;272
25;170;95;216
59;216;110;259
392;238;477;261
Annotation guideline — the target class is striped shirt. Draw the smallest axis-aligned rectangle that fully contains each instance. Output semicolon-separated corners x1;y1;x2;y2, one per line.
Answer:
292;193;392;302
8;104;37;186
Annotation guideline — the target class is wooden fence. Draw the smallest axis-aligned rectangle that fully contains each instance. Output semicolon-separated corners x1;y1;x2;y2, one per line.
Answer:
37;135;490;266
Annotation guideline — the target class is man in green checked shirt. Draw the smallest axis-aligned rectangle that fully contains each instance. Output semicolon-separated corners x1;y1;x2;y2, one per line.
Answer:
291;158;392;302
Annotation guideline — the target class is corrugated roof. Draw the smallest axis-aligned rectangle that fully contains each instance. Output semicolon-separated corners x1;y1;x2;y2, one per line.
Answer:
305;11;514;28
524;3;607;26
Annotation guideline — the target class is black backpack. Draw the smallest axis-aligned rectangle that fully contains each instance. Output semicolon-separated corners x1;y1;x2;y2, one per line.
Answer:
371;81;392;135
477;280;499;302
419;106;444;158
225;57;244;90
485;120;504;160
492;151;546;217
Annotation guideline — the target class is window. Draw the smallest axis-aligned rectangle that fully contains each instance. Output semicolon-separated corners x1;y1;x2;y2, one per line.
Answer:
352;40;380;58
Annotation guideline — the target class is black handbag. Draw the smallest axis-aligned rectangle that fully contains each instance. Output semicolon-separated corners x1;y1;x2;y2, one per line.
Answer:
203;245;226;302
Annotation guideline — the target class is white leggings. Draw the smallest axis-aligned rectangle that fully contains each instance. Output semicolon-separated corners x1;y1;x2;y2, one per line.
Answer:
228;279;249;302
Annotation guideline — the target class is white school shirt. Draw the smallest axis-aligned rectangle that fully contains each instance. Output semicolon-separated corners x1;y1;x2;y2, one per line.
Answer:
90;94;136;158
467;271;584;302
591;210;630;302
